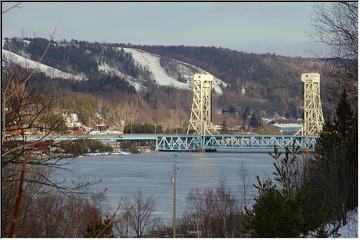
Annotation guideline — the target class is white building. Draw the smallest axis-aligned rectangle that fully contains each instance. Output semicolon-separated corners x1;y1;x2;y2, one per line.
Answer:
62;113;82;128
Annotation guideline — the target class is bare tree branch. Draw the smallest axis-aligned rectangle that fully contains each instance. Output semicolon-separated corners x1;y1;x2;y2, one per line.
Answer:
2;2;22;14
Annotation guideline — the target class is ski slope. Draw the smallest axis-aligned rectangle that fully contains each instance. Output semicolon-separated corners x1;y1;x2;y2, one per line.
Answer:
147;50;228;94
122;47;226;94
3;43;228;94
98;63;146;91
122;47;191;90
2;49;87;81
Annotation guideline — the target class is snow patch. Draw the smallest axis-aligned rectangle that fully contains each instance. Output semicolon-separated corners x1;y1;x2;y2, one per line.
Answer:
306;208;358;238
2;49;87;81
157;53;228;94
2;38;30;49
122;47;192;90
98;63;146;92
337;208;358;238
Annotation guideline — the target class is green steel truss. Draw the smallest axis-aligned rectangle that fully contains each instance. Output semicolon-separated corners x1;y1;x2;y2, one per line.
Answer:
155;135;317;152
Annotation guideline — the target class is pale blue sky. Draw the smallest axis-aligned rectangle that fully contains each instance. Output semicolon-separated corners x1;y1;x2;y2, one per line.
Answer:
2;2;330;57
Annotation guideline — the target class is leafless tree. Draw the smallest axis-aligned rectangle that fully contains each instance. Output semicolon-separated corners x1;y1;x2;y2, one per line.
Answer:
114;196;132;237
116;191;157;237
184;179;243;238
2;2;22;14
312;2;358;95
2;181;102;238
214;178;238;237
1;28;92;238
2;5;113;238
2;6;95;236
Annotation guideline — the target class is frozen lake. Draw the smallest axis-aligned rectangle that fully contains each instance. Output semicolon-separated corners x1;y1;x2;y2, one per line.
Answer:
53;152;276;220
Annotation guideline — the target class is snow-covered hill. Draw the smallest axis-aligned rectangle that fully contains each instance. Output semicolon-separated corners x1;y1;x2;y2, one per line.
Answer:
122;47;227;94
2;39;227;94
2;49;87;81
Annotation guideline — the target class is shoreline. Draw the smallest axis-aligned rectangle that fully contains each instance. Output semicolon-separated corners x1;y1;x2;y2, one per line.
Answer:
82;151;132;156
80;149;154;157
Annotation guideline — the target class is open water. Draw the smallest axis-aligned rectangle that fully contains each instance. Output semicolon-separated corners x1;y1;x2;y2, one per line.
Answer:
53;152;276;220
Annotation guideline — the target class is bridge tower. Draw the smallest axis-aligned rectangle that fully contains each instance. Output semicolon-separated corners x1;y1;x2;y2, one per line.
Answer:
187;73;217;135
298;73;324;135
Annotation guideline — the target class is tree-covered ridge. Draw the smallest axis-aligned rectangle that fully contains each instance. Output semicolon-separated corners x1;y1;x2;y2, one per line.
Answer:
3;37;153;81
124;44;339;118
3;37;342;119
135;45;323;88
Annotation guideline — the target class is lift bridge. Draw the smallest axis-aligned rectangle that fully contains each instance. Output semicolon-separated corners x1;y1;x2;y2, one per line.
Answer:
23;134;317;153
157;72;322;152
21;73;322;153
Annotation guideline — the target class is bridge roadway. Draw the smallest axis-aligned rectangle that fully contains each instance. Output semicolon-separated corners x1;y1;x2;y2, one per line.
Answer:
21;134;318;153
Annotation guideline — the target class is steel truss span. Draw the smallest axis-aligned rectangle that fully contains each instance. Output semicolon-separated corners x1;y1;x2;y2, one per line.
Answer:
155;135;318;152
18;134;317;153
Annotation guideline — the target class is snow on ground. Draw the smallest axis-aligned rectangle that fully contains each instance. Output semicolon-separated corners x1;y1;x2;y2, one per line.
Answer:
156;52;228;94
336;208;358;238
212;77;225;94
122;47;227;94
122;47;192;90
98;63;146;92
3;43;227;94
2;49;87;81
304;208;358;238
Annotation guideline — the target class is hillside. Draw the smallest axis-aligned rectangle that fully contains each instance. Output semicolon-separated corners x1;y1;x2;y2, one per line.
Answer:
2;37;340;129
133;44;338;114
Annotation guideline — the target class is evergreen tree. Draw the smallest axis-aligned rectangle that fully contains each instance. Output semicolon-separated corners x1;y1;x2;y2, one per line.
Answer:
335;89;353;137
242;106;251;123
345;115;358;210
228;105;236;114
309;88;357;224
250;112;259;129
244;148;310;237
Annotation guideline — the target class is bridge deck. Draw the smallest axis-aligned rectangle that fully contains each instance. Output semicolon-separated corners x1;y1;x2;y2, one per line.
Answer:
16;134;318;153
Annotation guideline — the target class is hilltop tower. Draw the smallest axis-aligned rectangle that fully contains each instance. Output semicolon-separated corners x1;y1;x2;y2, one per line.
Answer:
187;73;217;135
298;73;324;135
